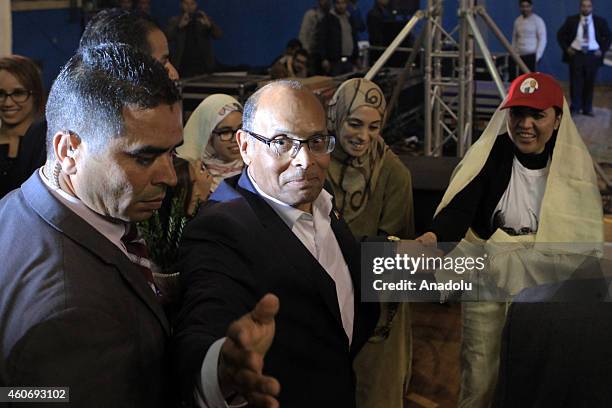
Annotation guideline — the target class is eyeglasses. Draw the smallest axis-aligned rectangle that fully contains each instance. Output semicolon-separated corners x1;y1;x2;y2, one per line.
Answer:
244;130;335;158
211;128;240;142
0;89;32;104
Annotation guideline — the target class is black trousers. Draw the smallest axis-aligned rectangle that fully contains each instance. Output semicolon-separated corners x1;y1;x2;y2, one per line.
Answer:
569;51;600;114
508;53;537;81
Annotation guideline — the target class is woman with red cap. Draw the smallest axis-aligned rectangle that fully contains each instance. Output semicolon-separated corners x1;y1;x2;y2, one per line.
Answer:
416;72;603;407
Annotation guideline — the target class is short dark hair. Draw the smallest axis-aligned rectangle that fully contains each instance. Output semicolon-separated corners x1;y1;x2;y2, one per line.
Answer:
243;80;304;132
286;39;303;51
519;0;533;5
45;43;181;160
79;8;161;54
0;55;45;115
293;48;309;60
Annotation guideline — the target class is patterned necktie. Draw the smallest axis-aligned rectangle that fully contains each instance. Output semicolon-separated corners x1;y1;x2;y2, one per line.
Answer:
122;224;160;296
582;19;590;52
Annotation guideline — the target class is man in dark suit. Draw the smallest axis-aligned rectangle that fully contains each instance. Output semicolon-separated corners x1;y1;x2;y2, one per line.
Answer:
0;43;183;405
317;0;360;75
173;80;379;407
166;0;223;77
557;0;610;116
367;0;393;47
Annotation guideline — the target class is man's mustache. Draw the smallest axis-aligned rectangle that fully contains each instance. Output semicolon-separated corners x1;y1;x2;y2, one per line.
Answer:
281;168;319;183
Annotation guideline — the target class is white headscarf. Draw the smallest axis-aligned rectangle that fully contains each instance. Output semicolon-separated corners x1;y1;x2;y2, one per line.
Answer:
177;94;244;191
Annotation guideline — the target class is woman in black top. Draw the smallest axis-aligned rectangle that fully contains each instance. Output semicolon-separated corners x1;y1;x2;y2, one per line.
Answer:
416;72;604;408
417;73;564;246
0;55;45;198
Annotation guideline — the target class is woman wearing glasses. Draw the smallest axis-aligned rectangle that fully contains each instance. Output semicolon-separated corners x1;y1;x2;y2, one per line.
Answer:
178;94;244;192
0;55;44;198
327;78;414;408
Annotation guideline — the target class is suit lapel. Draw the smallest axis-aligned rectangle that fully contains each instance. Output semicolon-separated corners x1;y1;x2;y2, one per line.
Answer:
329;205;379;355
22;174;170;335
236;172;346;337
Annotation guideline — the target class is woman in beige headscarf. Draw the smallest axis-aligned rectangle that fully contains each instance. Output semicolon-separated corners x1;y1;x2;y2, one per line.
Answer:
327;77;414;408
416;72;603;408
178;94;244;192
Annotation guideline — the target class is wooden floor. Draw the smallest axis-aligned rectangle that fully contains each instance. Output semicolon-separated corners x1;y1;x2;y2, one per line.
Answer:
404;84;612;408
406;303;462;408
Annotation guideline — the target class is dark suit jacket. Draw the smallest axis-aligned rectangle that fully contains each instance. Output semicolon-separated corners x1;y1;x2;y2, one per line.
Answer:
367;4;393;46
317;12;359;62
172;170;379;407
494;273;612;407
557;14;611;64
0;173;171;407
166;13;222;76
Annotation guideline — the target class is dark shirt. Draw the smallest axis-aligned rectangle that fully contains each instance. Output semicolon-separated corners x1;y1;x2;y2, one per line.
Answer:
167;13;223;78
367;4;394;46
0;119;46;199
180;20;209;77
317;12;359;62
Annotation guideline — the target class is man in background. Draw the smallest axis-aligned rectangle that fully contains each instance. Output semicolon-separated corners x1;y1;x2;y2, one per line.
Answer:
367;0;393;47
167;0;223;77
0;43;181;405
299;0;331;75
510;0;547;80
317;0;359;75
270;48;309;79
557;0;610;116
299;0;331;55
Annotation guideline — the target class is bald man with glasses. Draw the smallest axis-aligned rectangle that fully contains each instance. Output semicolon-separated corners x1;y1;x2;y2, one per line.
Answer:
172;80;379;408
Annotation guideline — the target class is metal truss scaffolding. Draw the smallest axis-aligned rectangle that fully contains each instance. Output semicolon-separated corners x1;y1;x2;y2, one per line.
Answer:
366;0;531;157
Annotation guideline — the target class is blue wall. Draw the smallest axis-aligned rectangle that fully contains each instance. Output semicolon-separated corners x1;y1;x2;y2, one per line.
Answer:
11;0;612;88
11;8;82;88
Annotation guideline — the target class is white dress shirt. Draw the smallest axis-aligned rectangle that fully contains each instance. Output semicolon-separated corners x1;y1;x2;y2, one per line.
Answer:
512;13;547;61
195;170;355;408
571;14;601;51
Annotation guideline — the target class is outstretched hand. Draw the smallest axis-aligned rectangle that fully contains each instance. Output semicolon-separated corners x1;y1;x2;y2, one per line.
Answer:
218;294;281;407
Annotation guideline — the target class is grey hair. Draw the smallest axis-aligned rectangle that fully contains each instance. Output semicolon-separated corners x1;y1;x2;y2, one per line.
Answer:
242;79;305;132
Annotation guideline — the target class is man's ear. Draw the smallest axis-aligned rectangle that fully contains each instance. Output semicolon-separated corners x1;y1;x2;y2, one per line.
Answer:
554;114;562;130
53;131;82;175
236;129;251;166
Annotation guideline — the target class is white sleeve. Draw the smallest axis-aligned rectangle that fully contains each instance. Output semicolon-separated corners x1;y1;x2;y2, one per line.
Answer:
512;18;518;48
536;16;547;61
194;337;247;408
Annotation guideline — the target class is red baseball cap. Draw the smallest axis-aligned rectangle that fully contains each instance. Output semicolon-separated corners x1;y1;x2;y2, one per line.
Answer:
501;72;564;111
